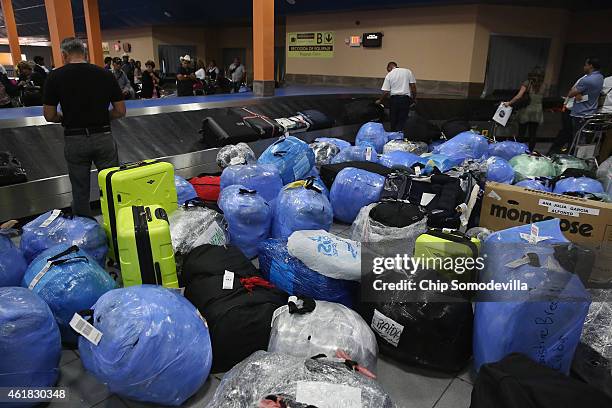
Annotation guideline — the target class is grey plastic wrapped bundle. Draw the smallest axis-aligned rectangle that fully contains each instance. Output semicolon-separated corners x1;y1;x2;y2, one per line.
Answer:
551;154;591;176
581;292;612;362
268;298;378;372
383;139;428;155
168;200;227;255
509;154;556;182
208;351;396;408
598;156;612;194
216;143;257;168
309;141;341;166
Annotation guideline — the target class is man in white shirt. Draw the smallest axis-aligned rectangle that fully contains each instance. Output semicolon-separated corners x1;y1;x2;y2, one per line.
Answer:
376;62;417;131
228;57;246;93
600;76;612;114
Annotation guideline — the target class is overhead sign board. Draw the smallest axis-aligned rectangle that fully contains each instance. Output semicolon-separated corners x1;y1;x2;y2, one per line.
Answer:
287;32;334;58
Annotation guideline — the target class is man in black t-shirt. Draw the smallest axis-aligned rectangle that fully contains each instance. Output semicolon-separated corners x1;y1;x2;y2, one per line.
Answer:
43;37;126;217
176;55;195;97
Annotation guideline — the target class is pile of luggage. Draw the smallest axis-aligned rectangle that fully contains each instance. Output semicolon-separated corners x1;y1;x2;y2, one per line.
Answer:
1;114;611;408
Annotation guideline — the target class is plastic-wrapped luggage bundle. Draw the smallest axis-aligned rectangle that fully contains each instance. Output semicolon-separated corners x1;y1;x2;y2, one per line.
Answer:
174;175;198;206
0;287;61;400
509;154;556;182
79;285;212;406
258;239;357;307
216;142;256;168
484;156;515;184
473;220;591;374
257;136;315;184
220;163;283;203
208;351;395;408
309;140;340;166
268;298;378;371
383;139;428;155
355;122;387;153
553;177;604;195
272;180;333;241
23;244;117;343
582;291;612;363
168;200;227;255
385;131;404;141
378;151;427;170
314;137;351;150
486;141;529;161
422;153;464;174
514;178;552;192
597;156;612;194
0;232;27;287
329;168;386;223
331;145;379;164
551;154;591;176
21;210;108;266
432;131;488;162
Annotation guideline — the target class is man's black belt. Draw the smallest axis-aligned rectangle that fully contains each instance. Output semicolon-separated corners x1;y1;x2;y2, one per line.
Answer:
64;126;111;136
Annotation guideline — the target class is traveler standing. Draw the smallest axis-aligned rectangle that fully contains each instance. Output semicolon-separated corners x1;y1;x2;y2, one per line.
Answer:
176;55;196;97
227;57;245;93
33;56;49;76
43;37;126;217
112;57;135;99
207;60;220;81
600;75;612;114
141;60;160;99
376;62;417;131
104;56;112;70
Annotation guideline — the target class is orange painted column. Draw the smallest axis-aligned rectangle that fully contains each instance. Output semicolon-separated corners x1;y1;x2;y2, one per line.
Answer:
44;0;75;67
0;0;22;66
83;0;103;66
252;0;274;96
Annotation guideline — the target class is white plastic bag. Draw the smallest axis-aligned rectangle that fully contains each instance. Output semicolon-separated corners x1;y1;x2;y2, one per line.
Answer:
169;204;227;254
597;156;612;195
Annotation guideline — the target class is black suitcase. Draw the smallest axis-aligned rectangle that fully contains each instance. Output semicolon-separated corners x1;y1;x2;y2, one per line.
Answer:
369;200;427;228
403;114;441;143
472;353;612;408
0;151;27;186
200;111;260;147
342;99;384;124
319;161;397;190
441;119;471;138
298;109;335;130
182;244;288;373
231;107;284;139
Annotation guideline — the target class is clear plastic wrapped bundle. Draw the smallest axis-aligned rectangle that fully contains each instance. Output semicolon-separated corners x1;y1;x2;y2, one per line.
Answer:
484;156;515;184
486;141;529;161
23;244;117;343
268;299;378;372
208;351;396;408
216;142;256;168
257;136;316;184
21;210;108;266
378;151;427;170
219;185;272;258
220;163;283;203
168;200;227;255
597;156;612;194
331;145;379;164
314;137;351;150
258;239;357;307
514;178;552;192
174;175;198;206
509;154;556;182
383;139;428;155
422;153;464;174
432;131;488;161
553;177;604;195
272;180;333;241
551;154;591;176
79;285;213;406
0;287;61;398
355;122;387;153
309;141;340;166
582;291;612;362
0;232;27;287
329;168;386;223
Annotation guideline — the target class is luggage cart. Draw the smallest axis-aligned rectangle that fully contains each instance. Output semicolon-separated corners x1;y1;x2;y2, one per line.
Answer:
569;113;612;159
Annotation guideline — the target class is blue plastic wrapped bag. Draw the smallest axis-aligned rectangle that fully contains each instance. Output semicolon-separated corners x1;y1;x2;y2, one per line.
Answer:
485;156;514;184
174;175;197;206
331;145;379;164
314;137;351;150
355;122;387;153
0;287;61;402
0;233;27;287
272;180;333;240
514;178;552;192
428;139;444;152
258;239;357;307
23;244;117;343
379;151;427;170
220;163;283;204
258;136;315;184
385;131;404;141
79;285;212;406
218;185;272;258
422;153;464;174
329;168;385;223
433;131;488;161
553;177;604;195
487;141;529;161
21;211;108;266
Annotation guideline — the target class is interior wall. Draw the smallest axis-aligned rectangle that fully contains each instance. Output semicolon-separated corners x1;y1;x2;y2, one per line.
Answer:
102;27;155;65
152;25;208;66
565;10;612;44
0;45;52;67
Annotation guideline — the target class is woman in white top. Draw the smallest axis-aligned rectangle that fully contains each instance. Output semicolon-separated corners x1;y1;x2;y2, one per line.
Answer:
207;60;220;81
195;59;207;80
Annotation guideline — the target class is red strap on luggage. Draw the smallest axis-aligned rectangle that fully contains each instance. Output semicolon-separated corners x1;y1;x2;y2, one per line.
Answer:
240;108;279;137
239;276;275;293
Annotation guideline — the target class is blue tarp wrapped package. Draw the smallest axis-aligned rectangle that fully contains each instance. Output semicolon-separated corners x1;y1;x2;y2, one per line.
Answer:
487;141;529;161
22;244;117;343
379;151;427;170
433;131;488;161
258;239;357;307
20;210;108;266
485;156;515;184
514;178;552;192
257;136;315;184
218;185;272;258
174;175;198;206
272;180;333;241
509;154;556;182
473;220;591;375
314;137;351;150
331;145;379;164
355;122;387;153
422;153;464;174
329;168;386;223
385;131;404;141
428;139;444;152
220;163;283;204
0;232;27;287
553;177;604;195
79;285;212;406
0;287;61;405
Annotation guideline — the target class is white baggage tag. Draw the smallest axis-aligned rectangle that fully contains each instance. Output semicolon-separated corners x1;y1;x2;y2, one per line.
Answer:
69;313;103;346
365;146;373;161
222;270;234;290
296;382;361;408
420;192;436;206
270;305;289;327
371;309;404;347
414;166;422;176
40;209;61;228
28;261;53;290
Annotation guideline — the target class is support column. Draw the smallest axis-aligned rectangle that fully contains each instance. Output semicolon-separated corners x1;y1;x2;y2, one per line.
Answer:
44;0;75;67
1;0;22;66
83;0;103;66
252;0;274;97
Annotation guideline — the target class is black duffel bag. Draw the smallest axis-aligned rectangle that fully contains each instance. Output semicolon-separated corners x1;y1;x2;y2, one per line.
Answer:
319;161;397;190
200;110;260;147
342;99;385;124
441;118;471;139
0;151;27;187
182;244;288;373
231;107;284;139
403;113;441;143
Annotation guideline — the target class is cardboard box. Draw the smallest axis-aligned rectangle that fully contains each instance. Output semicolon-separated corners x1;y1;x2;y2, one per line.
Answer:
480;182;612;281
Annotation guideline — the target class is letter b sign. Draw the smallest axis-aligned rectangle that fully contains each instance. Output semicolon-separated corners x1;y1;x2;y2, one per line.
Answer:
316;33;323;44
